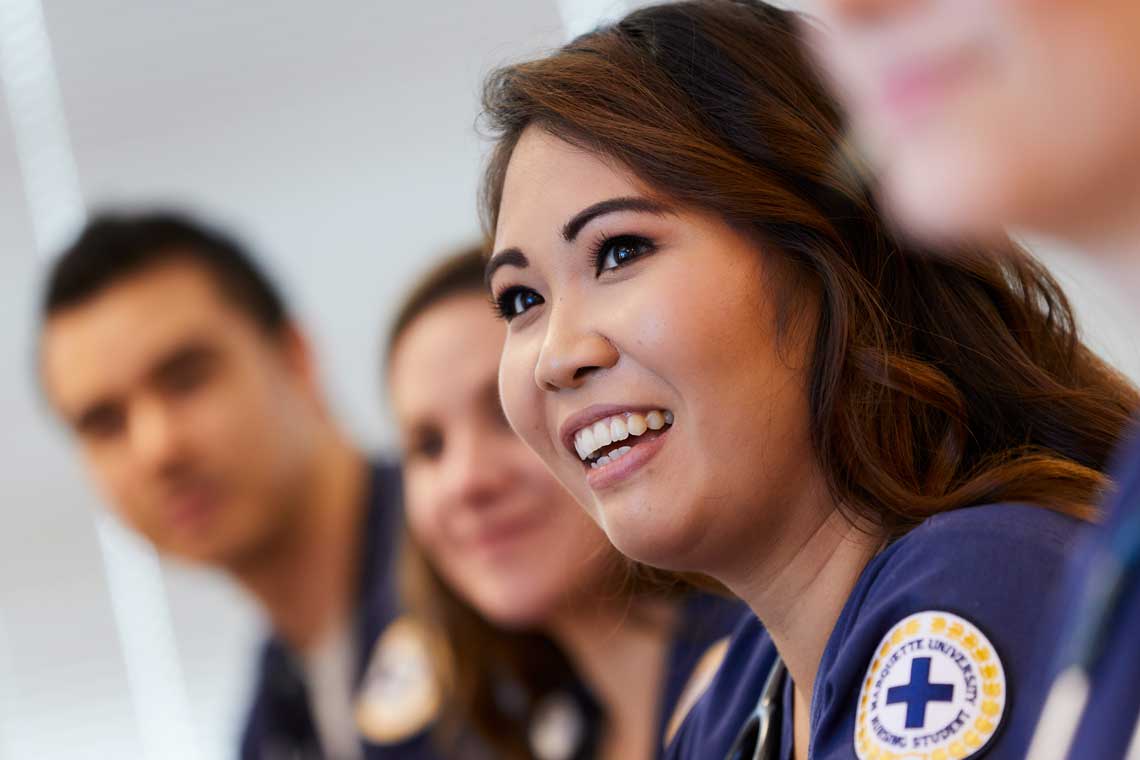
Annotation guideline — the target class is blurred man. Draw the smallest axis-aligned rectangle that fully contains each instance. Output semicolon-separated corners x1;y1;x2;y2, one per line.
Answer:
38;211;440;759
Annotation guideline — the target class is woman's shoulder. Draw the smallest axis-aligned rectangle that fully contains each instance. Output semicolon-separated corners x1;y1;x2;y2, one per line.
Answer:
902;501;1082;553
810;502;1086;759
663;608;775;760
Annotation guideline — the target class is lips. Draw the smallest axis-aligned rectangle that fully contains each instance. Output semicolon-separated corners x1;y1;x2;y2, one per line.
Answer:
560;404;673;462
164;486;221;535
466;512;543;554
560;404;676;490
876;43;986;128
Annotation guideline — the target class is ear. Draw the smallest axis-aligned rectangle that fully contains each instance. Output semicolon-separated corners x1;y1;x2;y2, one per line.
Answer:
278;321;322;400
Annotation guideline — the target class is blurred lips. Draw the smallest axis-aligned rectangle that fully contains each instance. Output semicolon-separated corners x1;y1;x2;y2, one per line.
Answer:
162;479;223;537
876;44;985;129
465;511;543;555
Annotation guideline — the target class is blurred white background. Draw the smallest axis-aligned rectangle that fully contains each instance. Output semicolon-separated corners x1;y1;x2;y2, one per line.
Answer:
0;1;1136;758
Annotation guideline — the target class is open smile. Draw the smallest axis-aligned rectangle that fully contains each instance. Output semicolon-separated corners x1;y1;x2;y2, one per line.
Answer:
560;406;674;490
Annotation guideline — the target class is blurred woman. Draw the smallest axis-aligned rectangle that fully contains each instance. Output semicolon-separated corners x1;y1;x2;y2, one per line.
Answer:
477;2;1139;759
810;2;1140;757
382;247;742;760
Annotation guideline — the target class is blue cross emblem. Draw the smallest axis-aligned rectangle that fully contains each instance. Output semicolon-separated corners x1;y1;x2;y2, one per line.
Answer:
886;657;954;728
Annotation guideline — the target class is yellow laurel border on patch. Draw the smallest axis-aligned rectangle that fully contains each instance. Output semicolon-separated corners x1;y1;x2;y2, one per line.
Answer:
853;611;1006;760
354;615;443;745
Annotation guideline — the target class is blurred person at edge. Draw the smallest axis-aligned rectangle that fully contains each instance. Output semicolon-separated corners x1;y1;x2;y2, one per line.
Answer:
37;210;440;760
384;246;744;760
809;1;1140;758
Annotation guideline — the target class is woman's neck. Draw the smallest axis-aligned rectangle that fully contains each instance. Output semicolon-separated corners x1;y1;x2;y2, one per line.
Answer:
548;596;678;760
720;495;882;760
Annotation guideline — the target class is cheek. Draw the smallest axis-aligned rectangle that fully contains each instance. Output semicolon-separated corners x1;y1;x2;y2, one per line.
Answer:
403;473;448;553
498;338;548;454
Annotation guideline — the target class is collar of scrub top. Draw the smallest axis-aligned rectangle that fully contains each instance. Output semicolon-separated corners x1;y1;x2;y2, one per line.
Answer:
1026;429;1140;760
725;655;787;760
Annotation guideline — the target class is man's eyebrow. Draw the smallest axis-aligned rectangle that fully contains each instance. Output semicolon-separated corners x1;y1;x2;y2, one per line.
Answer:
561;196;673;242
148;340;216;382
484;247;528;290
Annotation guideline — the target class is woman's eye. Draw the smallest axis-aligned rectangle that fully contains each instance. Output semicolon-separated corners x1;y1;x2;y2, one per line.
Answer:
494;287;545;321
595;235;655;274
409;431;444;462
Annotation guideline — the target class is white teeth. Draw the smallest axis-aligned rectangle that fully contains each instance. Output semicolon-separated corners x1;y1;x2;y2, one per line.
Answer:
573;410;673;461
627;414;648;436
592;420;612;448
590;447;632;469
580;427;597;456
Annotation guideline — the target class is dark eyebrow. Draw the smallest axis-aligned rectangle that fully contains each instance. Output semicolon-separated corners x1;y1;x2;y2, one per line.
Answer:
485;196;672;290
484;247;528;291
561;196;673;242
150;341;217;383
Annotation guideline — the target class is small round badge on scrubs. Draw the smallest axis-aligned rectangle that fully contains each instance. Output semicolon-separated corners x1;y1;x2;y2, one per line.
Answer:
355;616;442;745
855;610;1006;760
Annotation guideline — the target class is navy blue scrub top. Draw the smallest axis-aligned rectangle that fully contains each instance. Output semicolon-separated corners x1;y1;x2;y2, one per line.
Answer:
666;502;1081;760
1021;428;1140;759
240;461;441;760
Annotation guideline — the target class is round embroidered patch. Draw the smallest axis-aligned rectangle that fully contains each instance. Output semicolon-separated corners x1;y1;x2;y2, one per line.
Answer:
854;610;1006;760
355;616;441;745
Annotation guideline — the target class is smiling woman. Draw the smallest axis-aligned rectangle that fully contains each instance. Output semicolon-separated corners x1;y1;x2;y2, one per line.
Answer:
384;246;743;760
477;2;1140;759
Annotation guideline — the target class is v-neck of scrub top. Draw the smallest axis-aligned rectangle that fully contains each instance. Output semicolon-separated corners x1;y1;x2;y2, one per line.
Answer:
780;674;796;760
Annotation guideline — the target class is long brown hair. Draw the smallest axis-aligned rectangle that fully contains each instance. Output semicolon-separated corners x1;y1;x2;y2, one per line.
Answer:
386;247;682;759
479;0;1139;536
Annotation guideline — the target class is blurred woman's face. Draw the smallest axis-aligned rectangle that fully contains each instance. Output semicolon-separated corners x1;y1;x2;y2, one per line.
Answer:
390;292;613;628
810;0;1140;245
488;128;822;577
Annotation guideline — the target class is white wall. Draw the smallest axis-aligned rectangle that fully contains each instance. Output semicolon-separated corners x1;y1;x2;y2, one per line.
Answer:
1;2;1137;759
0;2;565;758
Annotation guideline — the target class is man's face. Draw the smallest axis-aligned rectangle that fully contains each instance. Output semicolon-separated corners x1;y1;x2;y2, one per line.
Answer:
41;258;319;567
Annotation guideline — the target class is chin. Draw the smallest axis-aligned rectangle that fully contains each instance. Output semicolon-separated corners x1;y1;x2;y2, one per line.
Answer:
476;588;557;630
597;492;706;573
882;152;997;245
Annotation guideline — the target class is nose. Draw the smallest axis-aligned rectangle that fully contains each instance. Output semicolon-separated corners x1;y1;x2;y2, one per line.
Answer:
817;0;918;23
534;299;619;392
441;427;512;511
129;399;188;475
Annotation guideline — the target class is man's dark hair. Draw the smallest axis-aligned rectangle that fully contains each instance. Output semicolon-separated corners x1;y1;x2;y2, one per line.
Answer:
41;210;288;332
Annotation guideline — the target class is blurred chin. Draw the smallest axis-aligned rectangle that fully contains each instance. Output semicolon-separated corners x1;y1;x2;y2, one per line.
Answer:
881;136;1012;245
470;581;557;630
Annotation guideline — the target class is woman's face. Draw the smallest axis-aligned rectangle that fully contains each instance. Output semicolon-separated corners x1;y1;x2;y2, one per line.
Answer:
390;292;613;628
488;128;821;576
810;0;1140;245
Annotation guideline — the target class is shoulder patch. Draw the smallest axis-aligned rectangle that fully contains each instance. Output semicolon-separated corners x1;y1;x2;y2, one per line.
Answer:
664;636;731;747
529;690;588;760
355;616;442;745
855;611;1006;760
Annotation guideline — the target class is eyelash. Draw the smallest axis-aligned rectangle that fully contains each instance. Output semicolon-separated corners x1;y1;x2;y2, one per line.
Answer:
491;233;657;322
588;233;656;275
